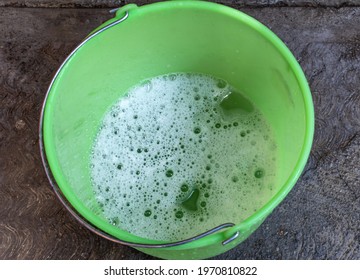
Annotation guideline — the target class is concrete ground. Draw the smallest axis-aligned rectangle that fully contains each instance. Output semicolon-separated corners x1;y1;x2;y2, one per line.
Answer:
0;0;359;259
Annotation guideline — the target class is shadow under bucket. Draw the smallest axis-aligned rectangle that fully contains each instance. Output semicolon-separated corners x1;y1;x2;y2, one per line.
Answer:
40;1;314;259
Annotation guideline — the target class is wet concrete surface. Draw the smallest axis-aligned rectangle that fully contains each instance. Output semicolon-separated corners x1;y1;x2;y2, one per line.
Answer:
1;0;359;7
0;1;359;259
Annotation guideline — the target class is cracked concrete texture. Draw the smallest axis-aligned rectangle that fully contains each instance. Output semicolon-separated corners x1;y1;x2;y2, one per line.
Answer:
0;0;359;8
0;3;359;259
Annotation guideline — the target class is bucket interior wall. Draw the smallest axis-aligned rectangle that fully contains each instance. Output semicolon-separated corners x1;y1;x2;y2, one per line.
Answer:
44;5;306;242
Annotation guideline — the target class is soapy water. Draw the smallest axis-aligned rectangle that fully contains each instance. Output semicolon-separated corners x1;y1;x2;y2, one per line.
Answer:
90;73;277;241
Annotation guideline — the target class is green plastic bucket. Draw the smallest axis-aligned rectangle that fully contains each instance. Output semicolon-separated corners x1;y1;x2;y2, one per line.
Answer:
40;0;314;259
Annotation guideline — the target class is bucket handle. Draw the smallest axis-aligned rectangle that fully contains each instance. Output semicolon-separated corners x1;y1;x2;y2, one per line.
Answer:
39;6;239;249
40;149;238;248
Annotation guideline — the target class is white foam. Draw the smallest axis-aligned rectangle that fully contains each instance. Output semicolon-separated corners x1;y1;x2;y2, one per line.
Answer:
90;73;277;241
